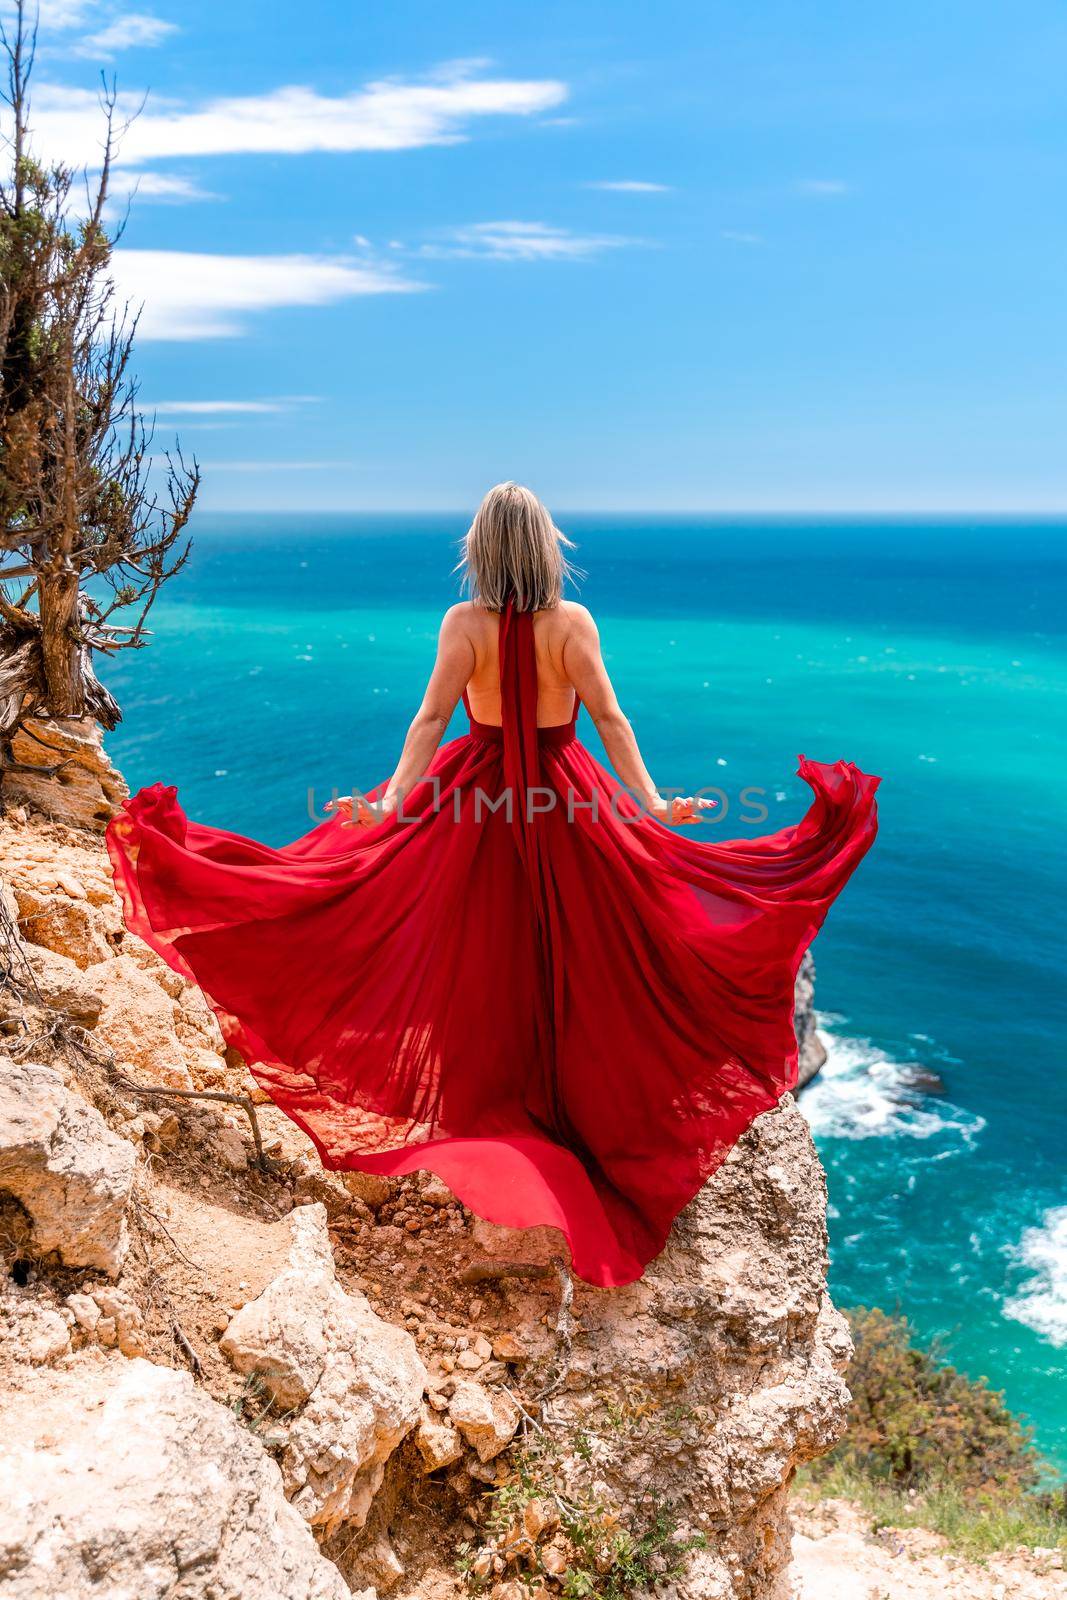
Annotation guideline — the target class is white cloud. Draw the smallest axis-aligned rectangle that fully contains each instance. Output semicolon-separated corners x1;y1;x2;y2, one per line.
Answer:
73;12;177;58
1;3;175;54
721;230;763;245
419;220;631;262
147;399;308;415
206;461;350;472
3;1;96;27
796;179;850;197
585;180;671;194
24;65;568;164
109;250;424;339
105;170;218;208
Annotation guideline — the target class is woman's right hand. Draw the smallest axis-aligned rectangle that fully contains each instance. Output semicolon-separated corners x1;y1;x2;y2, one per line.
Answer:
325;794;399;828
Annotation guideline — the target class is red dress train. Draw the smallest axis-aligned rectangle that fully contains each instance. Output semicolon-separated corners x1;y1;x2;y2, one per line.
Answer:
106;603;879;1287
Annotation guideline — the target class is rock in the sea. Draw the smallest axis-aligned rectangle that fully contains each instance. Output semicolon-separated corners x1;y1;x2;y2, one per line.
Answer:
794;950;828;1089
5;716;128;832
0;1357;351;1600
221;1202;427;1535
0;1058;135;1276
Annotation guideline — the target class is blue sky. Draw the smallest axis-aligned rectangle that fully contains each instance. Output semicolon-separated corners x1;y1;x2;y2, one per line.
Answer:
12;0;1067;510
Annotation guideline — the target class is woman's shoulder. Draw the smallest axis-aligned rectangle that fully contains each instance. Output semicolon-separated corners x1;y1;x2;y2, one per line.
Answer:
441;600;488;631
554;599;597;636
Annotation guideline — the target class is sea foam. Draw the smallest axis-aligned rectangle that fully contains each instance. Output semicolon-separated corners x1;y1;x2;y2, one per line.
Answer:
799;1024;985;1145
1003;1206;1067;1348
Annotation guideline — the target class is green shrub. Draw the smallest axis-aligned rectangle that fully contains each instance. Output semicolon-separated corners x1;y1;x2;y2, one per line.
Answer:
818;1306;1041;1495
799;1306;1067;1554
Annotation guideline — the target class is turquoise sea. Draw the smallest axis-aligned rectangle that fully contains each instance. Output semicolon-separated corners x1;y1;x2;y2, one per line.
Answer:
101;513;1067;1466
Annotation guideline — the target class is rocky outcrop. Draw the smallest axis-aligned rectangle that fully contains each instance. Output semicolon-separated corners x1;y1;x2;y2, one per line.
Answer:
221;1202;427;1536
0;776;851;1600
0;1358;351;1600
794;951;827;1089
458;1097;850;1600
0;1057;135;1275
4;716;127;832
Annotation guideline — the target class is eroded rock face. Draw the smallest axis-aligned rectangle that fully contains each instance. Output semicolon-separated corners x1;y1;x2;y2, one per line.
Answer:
0;1357;351;1600
221;1202;428;1536
0;778;850;1600
0;1057;135;1276
5;716;128;832
467;1098;851;1600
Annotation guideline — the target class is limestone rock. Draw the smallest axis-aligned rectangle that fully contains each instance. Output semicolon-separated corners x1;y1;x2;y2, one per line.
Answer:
0;1357;351;1599
12;881;112;969
87;953;195;1088
220;1202;426;1535
0;1058;135;1275
0;943;104;1024
0;1274;71;1367
84;1285;147;1356
413;1403;465;1473
5;716;128;832
447;1378;522;1462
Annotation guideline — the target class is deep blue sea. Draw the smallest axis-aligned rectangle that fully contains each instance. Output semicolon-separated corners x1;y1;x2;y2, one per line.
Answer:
101;513;1067;1466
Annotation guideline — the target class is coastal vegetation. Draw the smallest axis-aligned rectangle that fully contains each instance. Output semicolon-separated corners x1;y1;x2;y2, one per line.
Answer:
800;1306;1067;1557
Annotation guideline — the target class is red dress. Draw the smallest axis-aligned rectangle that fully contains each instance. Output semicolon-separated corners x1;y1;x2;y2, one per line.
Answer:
107;602;879;1287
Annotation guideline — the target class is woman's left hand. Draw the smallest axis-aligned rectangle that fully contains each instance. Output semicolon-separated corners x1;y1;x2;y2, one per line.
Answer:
648;794;717;826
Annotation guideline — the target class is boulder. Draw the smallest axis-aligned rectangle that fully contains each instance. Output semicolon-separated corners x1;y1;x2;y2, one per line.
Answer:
221;1203;427;1536
12;881;112;969
0;1357;351;1599
447;1379;522;1462
0;1274;71;1367
0;1058;135;1276
87;953;195;1088
0;943;104;1025
413;1404;465;1473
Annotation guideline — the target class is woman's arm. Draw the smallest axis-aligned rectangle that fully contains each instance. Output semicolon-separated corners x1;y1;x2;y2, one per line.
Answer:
562;605;711;826
328;605;476;827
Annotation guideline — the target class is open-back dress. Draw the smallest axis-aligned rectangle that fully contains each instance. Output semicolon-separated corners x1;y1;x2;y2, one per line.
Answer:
107;600;879;1287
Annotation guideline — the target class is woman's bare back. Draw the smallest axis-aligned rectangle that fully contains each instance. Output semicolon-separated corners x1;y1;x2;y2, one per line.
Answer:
462;600;580;727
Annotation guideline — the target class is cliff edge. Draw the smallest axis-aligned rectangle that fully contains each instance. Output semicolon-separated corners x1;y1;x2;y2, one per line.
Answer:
0;721;849;1600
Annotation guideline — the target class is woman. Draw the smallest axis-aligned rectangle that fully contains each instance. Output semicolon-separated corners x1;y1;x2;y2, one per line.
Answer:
107;483;879;1287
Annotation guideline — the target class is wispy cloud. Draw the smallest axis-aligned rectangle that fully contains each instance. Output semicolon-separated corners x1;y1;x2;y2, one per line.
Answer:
721;229;763;245
110;250;424;339
72;12;177;59
585;180;671;194
1;3;176;56
147;398;319;415
796;179;850;197
418;220;632;262
205;460;353;472
24;65;568;164
105;170;218;210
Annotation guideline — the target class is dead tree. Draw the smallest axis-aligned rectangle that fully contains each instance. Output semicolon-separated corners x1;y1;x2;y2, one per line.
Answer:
0;2;198;785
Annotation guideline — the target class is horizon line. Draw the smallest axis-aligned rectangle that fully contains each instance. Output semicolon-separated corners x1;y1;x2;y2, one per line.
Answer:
189;505;1067;518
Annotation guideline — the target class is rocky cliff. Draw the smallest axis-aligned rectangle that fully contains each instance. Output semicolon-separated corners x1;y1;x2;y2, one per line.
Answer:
0;721;848;1600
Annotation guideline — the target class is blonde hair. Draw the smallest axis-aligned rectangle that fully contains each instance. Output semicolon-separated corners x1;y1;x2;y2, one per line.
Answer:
458;482;578;613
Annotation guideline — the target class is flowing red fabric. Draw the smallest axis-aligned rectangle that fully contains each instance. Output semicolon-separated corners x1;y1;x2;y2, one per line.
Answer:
106;602;879;1287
